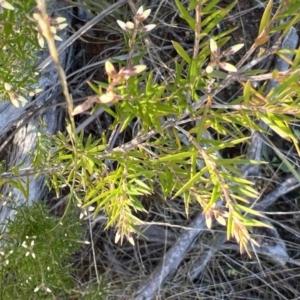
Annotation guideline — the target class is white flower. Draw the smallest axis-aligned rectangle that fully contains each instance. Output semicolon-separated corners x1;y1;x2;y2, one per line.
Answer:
79;211;85;220
116;20;134;31
143;24;156;32
79;205;95;219
136;6;151;21
22;240;36;259
0;0;14;10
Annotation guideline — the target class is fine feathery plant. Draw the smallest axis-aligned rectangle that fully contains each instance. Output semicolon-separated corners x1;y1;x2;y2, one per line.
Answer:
0;0;67;107
0;0;39;106
0;202;108;299
1;0;300;263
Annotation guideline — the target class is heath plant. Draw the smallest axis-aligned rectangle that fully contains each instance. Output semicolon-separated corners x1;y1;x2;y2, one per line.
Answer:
32;0;300;256
71;0;300;255
1;0;300;274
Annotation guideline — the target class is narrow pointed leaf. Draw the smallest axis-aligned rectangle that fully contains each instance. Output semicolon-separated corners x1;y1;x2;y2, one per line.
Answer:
234;204;264;217
172;40;191;63
258;0;273;35
175;0;195;30
243;81;251;105
227;212;233;240
172;171;205;198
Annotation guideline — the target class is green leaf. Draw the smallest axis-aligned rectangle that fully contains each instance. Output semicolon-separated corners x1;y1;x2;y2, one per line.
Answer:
85;157;95;174
278;1;300;17
172;169;207;198
150;85;166;102
172;41;191;64
120;114;134;133
227;212;233;240
146;71;154;94
188;0;199;11
175;0;195;30
259;112;294;142
281;14;300;38
94;192;120;215
269;139;300;182
157;151;198;162
52;174;60;198
240;217;273;228
205;183;221;209
133;179;152;193
87;80;101;94
2;1;14;10
243;81;251;105
97;103;116;119
202;0;219;14
9;180;27;199
230;185;259;198
258;0;273;35
174;60;186;86
268;72;300;99
209;70;227;79
214;158;263;166
202;2;236;34
188;58;199;86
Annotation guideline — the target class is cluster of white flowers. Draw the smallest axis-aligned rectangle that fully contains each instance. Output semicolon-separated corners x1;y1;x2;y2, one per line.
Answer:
34;283;52;293
21;236;37;259
77;201;95;220
32;9;68;48
4;82;27;107
72;5;156;115
0;249;13;267
117;6;156;33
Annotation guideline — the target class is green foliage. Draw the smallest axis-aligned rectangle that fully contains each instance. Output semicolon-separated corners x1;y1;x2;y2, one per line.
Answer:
2;0;300;264
27;0;300;255
0;202;108;299
0;0;109;272
0;0;40;104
